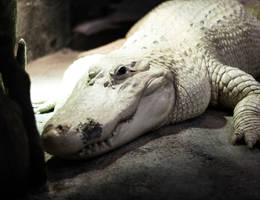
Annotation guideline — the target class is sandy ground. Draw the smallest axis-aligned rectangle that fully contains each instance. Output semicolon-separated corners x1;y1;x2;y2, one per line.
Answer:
27;40;260;200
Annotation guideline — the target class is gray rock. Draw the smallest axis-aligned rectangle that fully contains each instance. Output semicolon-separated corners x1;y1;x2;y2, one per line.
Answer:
17;0;70;61
33;109;260;200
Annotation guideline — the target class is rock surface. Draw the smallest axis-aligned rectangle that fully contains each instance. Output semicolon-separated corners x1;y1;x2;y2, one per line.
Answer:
69;0;164;50
244;0;260;20
17;0;70;61
33;109;260;200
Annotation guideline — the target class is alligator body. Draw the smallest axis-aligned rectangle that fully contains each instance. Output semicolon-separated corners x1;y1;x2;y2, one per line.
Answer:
41;0;260;159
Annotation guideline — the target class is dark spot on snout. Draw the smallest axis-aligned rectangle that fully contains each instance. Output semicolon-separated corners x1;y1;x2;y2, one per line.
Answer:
77;118;102;141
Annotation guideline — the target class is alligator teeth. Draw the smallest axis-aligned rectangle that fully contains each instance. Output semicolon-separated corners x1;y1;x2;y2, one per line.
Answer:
85;137;113;151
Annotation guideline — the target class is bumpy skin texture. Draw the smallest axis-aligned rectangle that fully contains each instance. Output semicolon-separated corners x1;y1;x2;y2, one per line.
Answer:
42;0;260;159
126;0;260;147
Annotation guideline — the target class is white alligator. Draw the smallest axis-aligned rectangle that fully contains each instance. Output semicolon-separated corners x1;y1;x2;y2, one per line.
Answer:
39;0;260;159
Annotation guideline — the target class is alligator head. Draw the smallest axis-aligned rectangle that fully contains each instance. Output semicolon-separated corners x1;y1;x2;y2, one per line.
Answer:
41;50;176;159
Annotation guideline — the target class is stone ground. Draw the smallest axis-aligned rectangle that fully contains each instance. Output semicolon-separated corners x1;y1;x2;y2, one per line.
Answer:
27;41;260;200
33;109;260;200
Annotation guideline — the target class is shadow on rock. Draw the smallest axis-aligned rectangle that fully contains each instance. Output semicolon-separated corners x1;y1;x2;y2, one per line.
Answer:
41;109;260;200
46;108;229;181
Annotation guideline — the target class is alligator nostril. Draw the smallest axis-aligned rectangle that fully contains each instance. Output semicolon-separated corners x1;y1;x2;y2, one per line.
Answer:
55;124;70;134
44;124;54;133
41;128;60;152
41;124;84;157
57;125;63;131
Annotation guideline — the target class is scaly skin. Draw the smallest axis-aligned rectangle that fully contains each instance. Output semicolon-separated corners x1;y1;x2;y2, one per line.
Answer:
41;0;260;159
125;0;260;147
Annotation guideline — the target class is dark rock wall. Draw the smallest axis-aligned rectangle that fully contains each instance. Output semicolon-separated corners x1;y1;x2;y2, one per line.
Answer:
0;0;46;196
16;0;259;62
70;0;165;27
17;0;70;61
70;0;165;50
16;0;165;61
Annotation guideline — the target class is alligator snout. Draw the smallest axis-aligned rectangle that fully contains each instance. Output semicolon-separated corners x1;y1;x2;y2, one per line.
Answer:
41;119;103;158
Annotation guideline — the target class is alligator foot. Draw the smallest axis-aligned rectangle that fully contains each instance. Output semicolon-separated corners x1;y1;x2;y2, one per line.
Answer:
33;100;55;114
232;95;260;148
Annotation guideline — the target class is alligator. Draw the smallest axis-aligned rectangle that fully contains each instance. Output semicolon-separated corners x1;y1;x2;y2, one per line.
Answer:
40;0;260;159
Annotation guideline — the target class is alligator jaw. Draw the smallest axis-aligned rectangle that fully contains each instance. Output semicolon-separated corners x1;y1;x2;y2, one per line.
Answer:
70;79;175;159
41;54;175;159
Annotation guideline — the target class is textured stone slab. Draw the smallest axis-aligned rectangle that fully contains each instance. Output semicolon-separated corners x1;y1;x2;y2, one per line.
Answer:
32;109;260;200
17;0;70;61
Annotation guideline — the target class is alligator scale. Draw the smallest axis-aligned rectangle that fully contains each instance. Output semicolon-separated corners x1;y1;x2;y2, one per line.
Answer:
41;0;260;159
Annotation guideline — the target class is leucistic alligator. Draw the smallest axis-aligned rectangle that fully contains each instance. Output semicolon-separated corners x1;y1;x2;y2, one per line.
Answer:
40;0;260;159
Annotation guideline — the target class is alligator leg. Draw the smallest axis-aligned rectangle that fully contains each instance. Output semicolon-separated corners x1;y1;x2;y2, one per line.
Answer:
33;99;56;114
209;61;260;148
233;94;260;148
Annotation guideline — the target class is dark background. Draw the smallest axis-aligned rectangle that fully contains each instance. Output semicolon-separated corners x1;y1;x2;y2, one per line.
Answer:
17;0;165;61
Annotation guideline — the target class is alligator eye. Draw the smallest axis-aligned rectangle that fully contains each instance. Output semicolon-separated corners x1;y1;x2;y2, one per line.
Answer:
113;62;136;80
116;66;127;76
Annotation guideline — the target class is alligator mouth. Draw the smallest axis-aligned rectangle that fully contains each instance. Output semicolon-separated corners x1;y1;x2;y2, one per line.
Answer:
70;77;162;159
67;76;171;159
71;112;136;159
43;74;173;160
